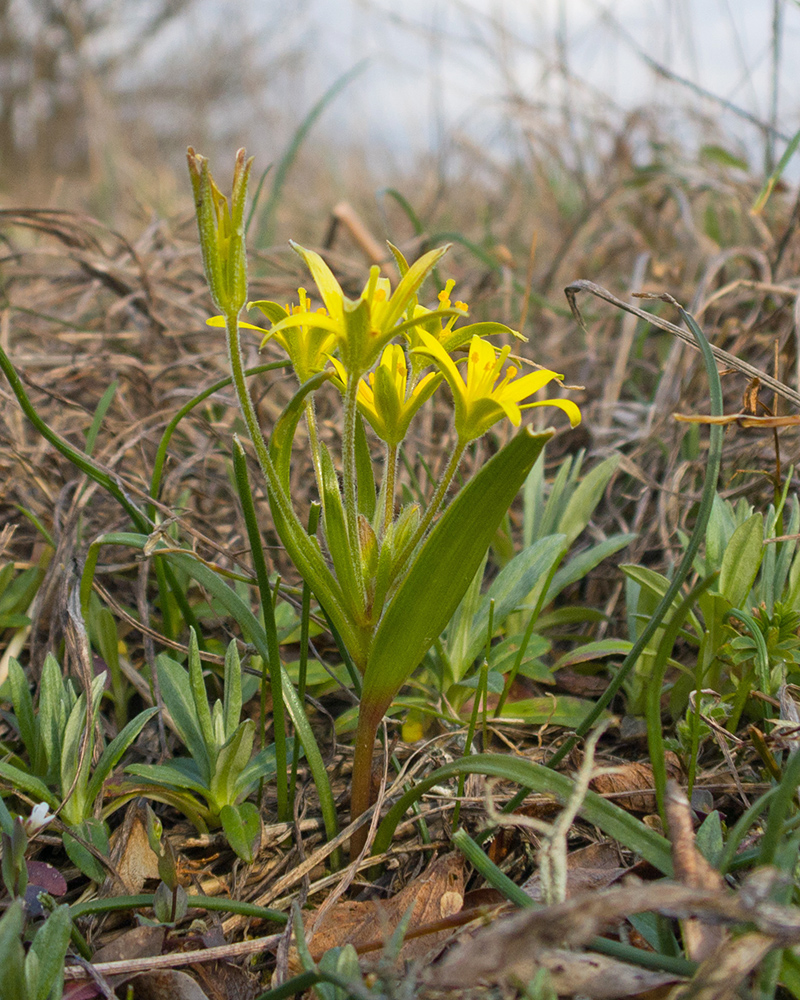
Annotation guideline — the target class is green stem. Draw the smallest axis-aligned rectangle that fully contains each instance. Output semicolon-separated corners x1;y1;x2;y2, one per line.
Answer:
349;700;385;859
224;314;353;647
380;442;398;538
342;372;361;541
232;438;289;821
303;397;325;500
395;438;467;575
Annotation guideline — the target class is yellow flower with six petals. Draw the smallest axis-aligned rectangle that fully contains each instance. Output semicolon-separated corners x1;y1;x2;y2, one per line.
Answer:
329;345;442;446
412;331;581;443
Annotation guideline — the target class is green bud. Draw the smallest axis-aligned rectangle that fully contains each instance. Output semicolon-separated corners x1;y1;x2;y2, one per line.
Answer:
187;147;253;317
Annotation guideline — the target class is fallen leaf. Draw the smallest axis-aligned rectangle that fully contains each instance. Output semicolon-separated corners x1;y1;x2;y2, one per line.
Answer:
296;852;465;967
590;756;682;814
102;798;160;895
522;841;628;901
91;925;166;966
671;931;774;1000
427;875;794;991
130;969;210;1000
665;781;727;962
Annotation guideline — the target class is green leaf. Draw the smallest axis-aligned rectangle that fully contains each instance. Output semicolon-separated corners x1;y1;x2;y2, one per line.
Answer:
363;427;553;710
60;673;104;823
372;753;672;873
494;695;605;727
63;819;109;884
354;414;376;521
156;654;212;784
85;706;159;807
8;658;36;765
125;761;210;799
718;513;763;609
220;802;261;862
318;443;362;618
0;762;59;809
38;654;67;786
452;535;566;683
222;640;243;742
553;639;634;669
558;453;620;546
700;144;749;171
545;534;634;604
0;901;25;1000
26;903;72;1000
209;720;256;811
188;629;216;761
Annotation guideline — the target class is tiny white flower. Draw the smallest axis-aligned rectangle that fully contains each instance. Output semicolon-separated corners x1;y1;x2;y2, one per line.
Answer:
26;802;54;833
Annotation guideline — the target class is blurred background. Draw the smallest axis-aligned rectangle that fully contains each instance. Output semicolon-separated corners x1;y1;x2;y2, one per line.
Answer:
1;0;798;224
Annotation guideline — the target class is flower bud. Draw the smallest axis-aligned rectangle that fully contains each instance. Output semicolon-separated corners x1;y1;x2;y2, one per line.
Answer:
187;147;253;317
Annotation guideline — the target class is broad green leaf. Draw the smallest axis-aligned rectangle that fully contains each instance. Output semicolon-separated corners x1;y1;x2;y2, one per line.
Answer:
223;640;243;741
558;453;620;545
495;695;606;727
236;742;291;795
554;639;634;669
188;629;216;762
705;494;734;572
0;901;25;1000
454;534;566;681
718;513;763;609
210;720;255;810
60;674;105;824
38;654;68;785
25;903;71;1000
125;761;210;799
545;533;634;605
444;554;488;675
7;658;36;765
0;763;59;809
363;427;553;710
220;802;261;863
621;564;702;636
522;450;545;547
63;818;109;884
156;654;212;784
85;706;159;807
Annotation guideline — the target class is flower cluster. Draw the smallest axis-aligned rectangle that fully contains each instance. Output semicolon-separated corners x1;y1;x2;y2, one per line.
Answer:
232;242;581;446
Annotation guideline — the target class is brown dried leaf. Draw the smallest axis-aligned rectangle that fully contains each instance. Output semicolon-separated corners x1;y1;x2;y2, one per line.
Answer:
665;782;726;963
102;799;160;896
299;853;465;966
129;970;210;1000
461;946;681;998
427;877;791;991
522;841;628;901
91;926;166;967
590;756;681;814
669;931;774;1000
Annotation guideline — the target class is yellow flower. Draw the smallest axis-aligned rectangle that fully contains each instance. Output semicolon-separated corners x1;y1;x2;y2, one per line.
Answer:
412;331;581;442
329;345;442;445
250;291;337;383
285;242;449;376
404;279;526;379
